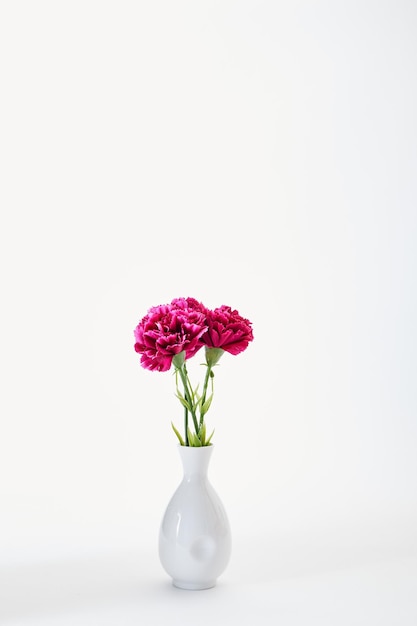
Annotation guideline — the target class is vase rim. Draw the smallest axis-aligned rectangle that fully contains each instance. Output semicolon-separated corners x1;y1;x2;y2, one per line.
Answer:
177;444;214;449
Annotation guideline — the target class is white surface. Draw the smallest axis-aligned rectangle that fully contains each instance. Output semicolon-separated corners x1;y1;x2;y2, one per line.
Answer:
1;545;417;625
1;0;416;623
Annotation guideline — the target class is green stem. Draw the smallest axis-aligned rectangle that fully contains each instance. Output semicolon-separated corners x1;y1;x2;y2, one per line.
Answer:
178;365;199;434
200;364;212;429
184;405;189;446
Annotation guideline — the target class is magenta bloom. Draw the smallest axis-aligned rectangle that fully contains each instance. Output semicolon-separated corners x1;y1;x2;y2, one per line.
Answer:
134;299;207;372
133;297;255;446
170;297;207;315
201;305;254;355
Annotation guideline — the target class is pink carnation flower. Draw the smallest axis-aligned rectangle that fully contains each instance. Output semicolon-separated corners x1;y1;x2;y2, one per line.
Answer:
134;299;207;372
201;305;254;355
170;297;207;315
133;297;254;446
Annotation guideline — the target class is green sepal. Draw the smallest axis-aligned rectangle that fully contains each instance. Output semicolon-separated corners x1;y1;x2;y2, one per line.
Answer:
172;351;186;370
205;347;224;367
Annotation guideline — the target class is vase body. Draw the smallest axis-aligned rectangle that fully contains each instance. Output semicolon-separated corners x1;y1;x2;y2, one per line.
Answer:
158;445;231;590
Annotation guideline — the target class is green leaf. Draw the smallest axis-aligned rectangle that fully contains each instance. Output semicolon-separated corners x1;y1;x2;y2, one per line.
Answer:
198;422;206;446
175;388;185;402
194;395;202;412
186;427;194;445
189;386;200;410
201;394;213;416
187;427;202;447
206;428;215;446
171;422;185;446
175;393;191;411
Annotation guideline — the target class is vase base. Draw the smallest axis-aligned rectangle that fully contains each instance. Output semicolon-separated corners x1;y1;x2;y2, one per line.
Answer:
173;579;216;591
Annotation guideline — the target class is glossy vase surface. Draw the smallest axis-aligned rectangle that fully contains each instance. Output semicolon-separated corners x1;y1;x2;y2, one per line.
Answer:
158;445;231;590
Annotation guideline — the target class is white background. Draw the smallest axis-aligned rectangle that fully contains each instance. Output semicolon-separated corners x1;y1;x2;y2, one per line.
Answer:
1;1;416;624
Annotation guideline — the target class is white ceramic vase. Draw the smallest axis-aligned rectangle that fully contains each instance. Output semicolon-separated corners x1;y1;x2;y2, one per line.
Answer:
158;445;232;590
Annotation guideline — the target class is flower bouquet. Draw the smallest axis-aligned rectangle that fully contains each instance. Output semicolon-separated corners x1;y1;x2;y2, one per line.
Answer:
133;297;254;588
133;297;254;446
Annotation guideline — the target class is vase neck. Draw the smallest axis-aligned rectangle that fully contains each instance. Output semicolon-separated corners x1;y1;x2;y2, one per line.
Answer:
178;445;213;478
